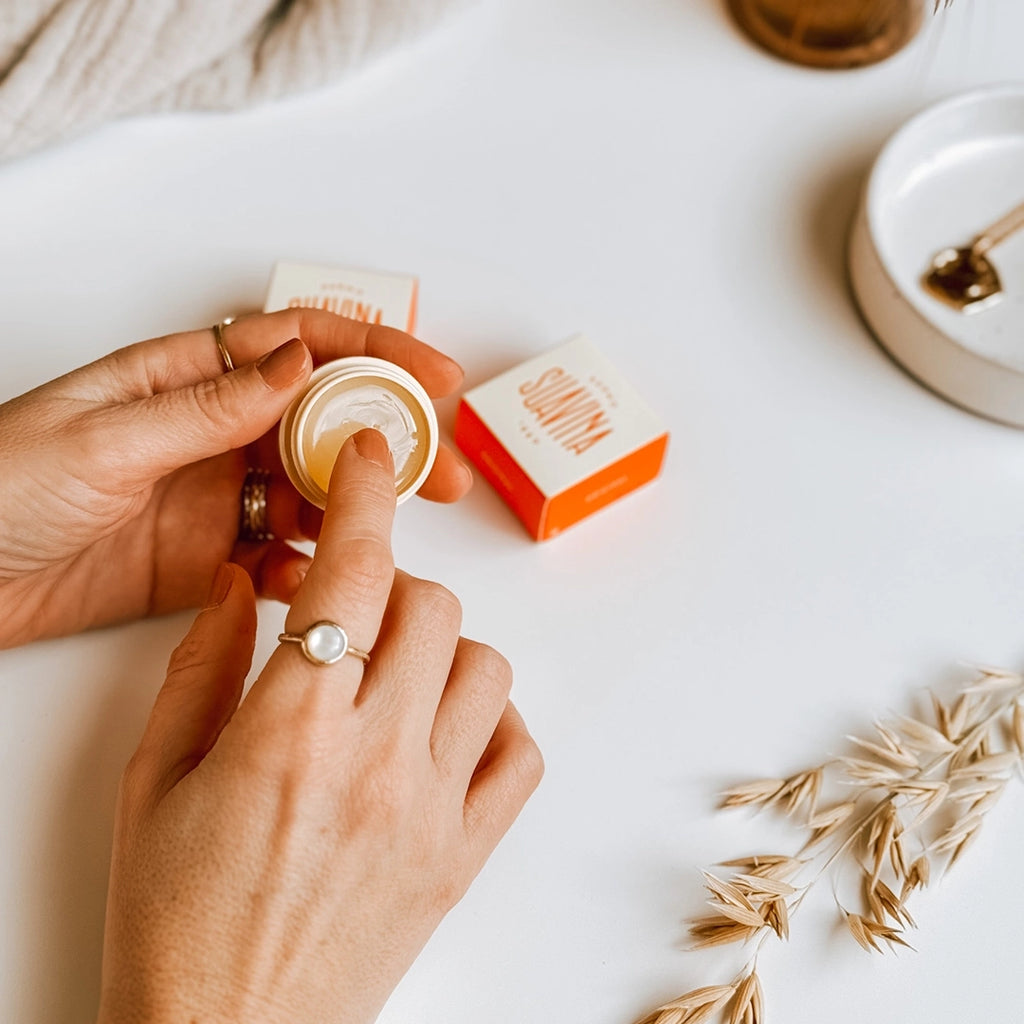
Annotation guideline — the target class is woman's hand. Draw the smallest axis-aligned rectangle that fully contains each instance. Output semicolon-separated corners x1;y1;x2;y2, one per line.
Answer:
0;310;472;648
96;429;543;1024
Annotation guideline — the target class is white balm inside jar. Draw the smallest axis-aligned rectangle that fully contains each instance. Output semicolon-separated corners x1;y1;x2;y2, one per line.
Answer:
279;357;438;508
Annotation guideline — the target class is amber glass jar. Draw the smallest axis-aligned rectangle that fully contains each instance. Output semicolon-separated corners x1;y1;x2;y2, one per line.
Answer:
728;0;925;69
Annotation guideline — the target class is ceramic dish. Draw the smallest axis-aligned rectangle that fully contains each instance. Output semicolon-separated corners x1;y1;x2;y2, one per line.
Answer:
848;84;1024;427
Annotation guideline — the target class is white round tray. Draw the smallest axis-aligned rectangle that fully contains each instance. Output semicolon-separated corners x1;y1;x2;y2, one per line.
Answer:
849;85;1024;427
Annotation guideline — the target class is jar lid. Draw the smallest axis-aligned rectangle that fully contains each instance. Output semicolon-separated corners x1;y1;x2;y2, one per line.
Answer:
279;357;439;507
849;85;1024;427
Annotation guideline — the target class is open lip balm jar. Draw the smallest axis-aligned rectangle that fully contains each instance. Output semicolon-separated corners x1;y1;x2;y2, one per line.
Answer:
278;357;438;508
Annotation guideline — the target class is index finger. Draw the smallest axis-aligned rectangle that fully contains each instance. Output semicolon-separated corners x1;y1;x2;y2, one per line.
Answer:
265;428;397;691
131;309;464;398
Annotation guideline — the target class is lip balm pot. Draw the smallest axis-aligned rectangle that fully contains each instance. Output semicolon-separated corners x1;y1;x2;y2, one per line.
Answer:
279;357;438;508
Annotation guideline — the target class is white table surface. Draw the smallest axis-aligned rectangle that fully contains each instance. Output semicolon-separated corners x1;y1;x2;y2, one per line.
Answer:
3;2;1024;1021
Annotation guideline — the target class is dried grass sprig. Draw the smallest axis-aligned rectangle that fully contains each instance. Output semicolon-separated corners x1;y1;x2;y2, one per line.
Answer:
634;667;1024;1024
637;972;764;1024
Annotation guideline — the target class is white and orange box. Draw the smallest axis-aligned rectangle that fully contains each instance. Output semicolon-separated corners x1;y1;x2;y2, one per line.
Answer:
263;261;419;333
455;335;669;541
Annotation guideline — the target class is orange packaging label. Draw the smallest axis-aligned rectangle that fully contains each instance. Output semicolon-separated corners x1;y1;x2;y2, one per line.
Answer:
455;335;669;540
263;261;419;333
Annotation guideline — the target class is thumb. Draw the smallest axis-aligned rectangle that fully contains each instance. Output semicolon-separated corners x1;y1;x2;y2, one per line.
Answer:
130;563;257;804
117;337;311;483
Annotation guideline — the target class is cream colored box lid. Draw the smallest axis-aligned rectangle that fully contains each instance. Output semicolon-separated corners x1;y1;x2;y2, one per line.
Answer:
461;334;667;496
263;260;417;330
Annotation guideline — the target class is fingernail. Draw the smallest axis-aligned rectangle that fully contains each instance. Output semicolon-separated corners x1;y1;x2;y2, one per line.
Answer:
256;338;308;390
205;563;234;608
351;428;392;468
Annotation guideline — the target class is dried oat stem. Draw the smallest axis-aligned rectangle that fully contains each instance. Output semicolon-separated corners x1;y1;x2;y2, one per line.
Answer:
634;667;1024;1024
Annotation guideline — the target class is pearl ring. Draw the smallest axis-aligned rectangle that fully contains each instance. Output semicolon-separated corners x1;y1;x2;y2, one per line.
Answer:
277;621;371;666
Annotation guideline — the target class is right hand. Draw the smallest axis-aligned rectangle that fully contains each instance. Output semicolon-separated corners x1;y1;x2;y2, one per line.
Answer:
95;428;543;1024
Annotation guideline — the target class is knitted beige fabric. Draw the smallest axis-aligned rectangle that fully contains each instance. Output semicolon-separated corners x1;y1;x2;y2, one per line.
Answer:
0;0;472;160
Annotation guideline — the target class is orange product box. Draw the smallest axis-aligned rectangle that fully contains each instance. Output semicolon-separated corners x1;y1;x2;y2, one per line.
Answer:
455;335;669;541
263;261;419;333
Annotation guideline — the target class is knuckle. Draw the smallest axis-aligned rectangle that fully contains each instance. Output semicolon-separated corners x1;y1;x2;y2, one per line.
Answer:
337;457;398;507
484;646;513;686
165;628;208;681
462;640;513;691
413;578;463;629
515;736;546;790
333;535;394;601
496;719;545;795
190;377;232;429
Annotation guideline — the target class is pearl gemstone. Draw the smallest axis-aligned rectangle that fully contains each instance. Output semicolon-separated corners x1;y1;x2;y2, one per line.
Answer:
302;622;349;664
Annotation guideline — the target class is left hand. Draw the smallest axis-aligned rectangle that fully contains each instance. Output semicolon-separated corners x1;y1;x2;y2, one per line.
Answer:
0;310;472;648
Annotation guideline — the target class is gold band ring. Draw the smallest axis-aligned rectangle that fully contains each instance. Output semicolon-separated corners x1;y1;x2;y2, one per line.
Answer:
213;317;236;372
